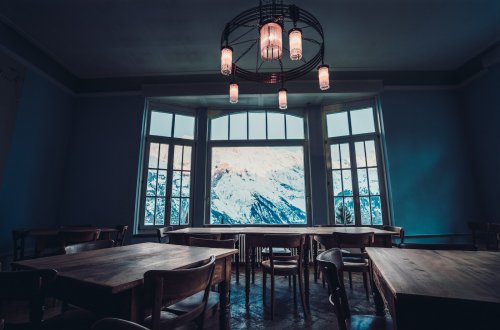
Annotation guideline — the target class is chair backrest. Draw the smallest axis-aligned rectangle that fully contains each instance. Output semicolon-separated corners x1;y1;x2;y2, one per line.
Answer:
383;225;405;245
114;225;129;246
399;243;477;251
143;256;216;330
188;237;235;249
59;229;101;246
0;269;57;327
263;234;305;267
12;229;29;261
489;223;500;250
187;233;221;241
92;318;149;330
317;248;351;330
64;240;115;254
156;226;173;243
331;232;374;251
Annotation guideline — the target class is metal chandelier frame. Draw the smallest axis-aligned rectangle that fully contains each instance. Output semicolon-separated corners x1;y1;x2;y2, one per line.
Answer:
220;0;326;85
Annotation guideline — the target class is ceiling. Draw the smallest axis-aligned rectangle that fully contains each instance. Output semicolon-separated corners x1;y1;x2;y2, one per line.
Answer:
1;0;499;80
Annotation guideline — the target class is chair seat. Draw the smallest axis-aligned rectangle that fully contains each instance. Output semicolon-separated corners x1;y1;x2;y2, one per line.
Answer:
261;260;299;275
143;311;197;330
41;308;100;330
166;292;219;317
348;315;393;330
261;247;291;255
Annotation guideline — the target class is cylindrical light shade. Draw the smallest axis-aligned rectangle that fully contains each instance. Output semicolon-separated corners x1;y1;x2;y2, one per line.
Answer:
318;65;330;90
229;82;238;104
221;47;233;75
278;88;287;110
289;28;302;61
260;22;282;61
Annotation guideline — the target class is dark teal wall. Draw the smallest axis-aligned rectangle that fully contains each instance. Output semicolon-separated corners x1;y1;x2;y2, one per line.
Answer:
60;95;145;231
380;90;477;238
0;69;74;253
462;64;500;221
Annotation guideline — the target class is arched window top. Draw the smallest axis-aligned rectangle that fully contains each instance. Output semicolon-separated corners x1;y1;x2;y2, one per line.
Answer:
210;110;305;141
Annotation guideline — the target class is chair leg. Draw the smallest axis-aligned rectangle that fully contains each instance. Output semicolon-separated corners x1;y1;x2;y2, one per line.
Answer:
298;270;310;320
348;271;353;289
251;248;256;284
293;275;297;305
362;272;370;300
263;270;267;305
289;275;292;288
270;273;275;320
235;253;240;284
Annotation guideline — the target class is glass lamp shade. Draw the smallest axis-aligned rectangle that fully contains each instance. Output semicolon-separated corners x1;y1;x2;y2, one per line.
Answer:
318;65;330;90
260;22;282;61
278;88;287;110
229;82;239;104
289;28;302;61
221;47;233;75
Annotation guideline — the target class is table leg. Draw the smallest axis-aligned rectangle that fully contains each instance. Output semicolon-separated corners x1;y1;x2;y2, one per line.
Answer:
251;247;256;284
312;238;318;283
369;259;385;316
245;245;251;307
235;238;240;284
219;257;232;330
304;237;310;309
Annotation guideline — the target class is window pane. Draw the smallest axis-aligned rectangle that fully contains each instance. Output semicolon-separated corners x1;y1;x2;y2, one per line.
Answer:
355;142;366;168
368;168;380;195
210;146;306;225
371;196;382;225
146;170;157;196
334;197;344;224
342;170;353;196
170;198;180;225
157;170;167;197
145;197;155;225
332;170;342;196
351;108;375;135
357;169;369;196
173;145;183;170
180;198;190;225
182;146;192;170
211;116;228;140
172;171;181;197
330;144;341;170
344;197;355;225
155;198;165;225
248;112;266;140
159;144;169;169
181;172;190;197
339;143;350;169
267;113;285;139
286;114;304;139
327;112;349;137
230;113;247;140
365;140;377;167
360;197;371;225
150;111;172;137
148;143;159;168
173;114;195;139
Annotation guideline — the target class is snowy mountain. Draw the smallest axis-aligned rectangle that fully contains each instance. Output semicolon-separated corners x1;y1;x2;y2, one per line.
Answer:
210;146;307;225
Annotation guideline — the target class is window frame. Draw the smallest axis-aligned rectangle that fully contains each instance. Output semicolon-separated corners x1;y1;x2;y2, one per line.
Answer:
137;102;196;232
323;99;390;227
205;108;311;226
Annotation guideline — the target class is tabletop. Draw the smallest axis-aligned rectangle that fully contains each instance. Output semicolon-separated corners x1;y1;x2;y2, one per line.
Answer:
13;242;237;294
366;247;500;304
168;226;396;235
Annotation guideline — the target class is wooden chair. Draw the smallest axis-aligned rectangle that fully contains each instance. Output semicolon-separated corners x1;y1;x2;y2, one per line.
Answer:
489;223;500;251
114;225;129;246
156;226;173;243
382;225;405;247
143;256;216;330
166;238;235;321
261;234;310;320
64;240;115;254
468;221;492;250
0;269;56;329
319;232;374;299
92;318;149;330
59;229;101;246
12;229;30;261
317;248;392;330
219;232;241;284
398;243;477;251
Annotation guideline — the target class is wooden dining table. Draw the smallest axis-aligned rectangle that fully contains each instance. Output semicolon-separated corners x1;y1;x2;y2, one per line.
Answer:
12;242;237;329
366;247;500;330
168;226;396;309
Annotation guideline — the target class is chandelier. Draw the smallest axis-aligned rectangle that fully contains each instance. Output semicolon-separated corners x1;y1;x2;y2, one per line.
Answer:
220;0;330;109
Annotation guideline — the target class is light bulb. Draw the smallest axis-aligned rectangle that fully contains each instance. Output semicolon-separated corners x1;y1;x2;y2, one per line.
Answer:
221;47;233;75
260;22;283;61
229;82;238;104
318;65;330;90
